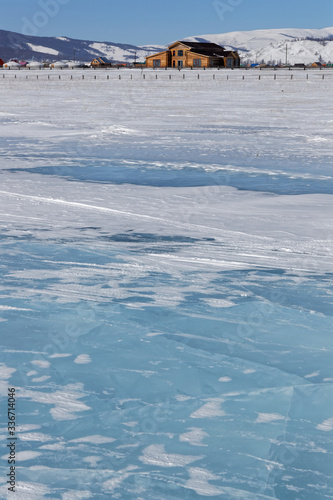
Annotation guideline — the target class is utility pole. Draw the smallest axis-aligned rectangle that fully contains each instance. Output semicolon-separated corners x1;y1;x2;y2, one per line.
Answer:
134;51;137;65
74;49;76;63
285;44;288;66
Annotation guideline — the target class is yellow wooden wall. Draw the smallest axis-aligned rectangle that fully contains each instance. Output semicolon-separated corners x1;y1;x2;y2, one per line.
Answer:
146;51;170;68
186;52;211;68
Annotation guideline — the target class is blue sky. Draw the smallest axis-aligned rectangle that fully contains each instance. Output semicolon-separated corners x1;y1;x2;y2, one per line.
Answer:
2;0;332;45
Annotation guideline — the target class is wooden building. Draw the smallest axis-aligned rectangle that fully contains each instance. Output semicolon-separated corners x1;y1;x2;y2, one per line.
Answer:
310;62;323;68
146;41;240;69
91;57;112;68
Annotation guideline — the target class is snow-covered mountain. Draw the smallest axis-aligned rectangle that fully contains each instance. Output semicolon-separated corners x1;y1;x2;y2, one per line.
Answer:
1;27;333;65
184;27;333;64
0;29;164;63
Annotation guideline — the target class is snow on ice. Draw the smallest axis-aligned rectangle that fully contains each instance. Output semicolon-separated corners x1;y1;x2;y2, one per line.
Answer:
0;68;332;498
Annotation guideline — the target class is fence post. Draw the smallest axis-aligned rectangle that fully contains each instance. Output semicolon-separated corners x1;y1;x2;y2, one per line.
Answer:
183;73;185;79
259;75;261;80
59;75;61;80
322;74;325;80
119;75;121;79
82;74;84;79
291;74;293;80
274;74;276;80
198;74;200;79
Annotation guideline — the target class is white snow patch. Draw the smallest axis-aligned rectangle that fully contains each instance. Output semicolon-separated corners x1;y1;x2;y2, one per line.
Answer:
0;305;31;311
256;413;285;423
0;364;16;396
62;491;93;500
316;418;333;432
122;421;138;427
16;424;41;432
139;444;202;467
1;451;42;461
0;481;50;499
190;399;226;419
31;360;50;368
27;43;59;56
19;432;52;442
179;428;209;446
39;443;66;450
218;376;232;382
175;394;195;402
203;298;235;308
184;467;224;496
69;435;115;444
74;354;92;364
304;371;320;378
83;455;101;467
19;383;90;421
49;353;72;358
32;375;51;383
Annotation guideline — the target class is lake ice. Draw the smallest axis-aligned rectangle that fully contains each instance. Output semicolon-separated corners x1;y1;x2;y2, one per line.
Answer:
0;69;332;499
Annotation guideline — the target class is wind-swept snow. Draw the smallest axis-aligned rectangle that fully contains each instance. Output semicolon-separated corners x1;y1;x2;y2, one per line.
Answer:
0;69;332;499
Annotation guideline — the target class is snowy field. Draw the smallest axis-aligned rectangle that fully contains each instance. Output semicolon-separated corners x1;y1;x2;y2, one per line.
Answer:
0;69;332;499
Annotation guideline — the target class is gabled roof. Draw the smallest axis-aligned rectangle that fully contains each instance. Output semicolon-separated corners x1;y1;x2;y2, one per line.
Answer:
146;50;169;59
93;57;111;64
169;41;231;58
179;41;226;51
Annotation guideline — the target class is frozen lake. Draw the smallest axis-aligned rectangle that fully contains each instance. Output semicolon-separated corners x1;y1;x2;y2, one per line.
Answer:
0;69;332;499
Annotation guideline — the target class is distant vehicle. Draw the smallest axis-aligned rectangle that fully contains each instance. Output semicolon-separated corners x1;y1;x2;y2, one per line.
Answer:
50;61;68;69
66;61;84;69
27;61;43;69
3;60;21;69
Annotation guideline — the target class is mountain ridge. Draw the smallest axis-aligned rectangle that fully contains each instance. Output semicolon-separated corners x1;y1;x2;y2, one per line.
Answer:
1;27;333;64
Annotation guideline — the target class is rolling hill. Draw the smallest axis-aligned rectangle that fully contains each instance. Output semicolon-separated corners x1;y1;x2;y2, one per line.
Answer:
1;27;333;65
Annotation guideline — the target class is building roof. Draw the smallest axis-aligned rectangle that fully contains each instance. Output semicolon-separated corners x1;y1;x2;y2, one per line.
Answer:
93;57;111;64
177;41;228;58
146;50;168;59
179;41;225;50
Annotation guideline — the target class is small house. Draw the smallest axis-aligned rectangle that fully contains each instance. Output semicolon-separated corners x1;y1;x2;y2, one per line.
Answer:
91;57;112;68
0;58;4;67
146;41;240;69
